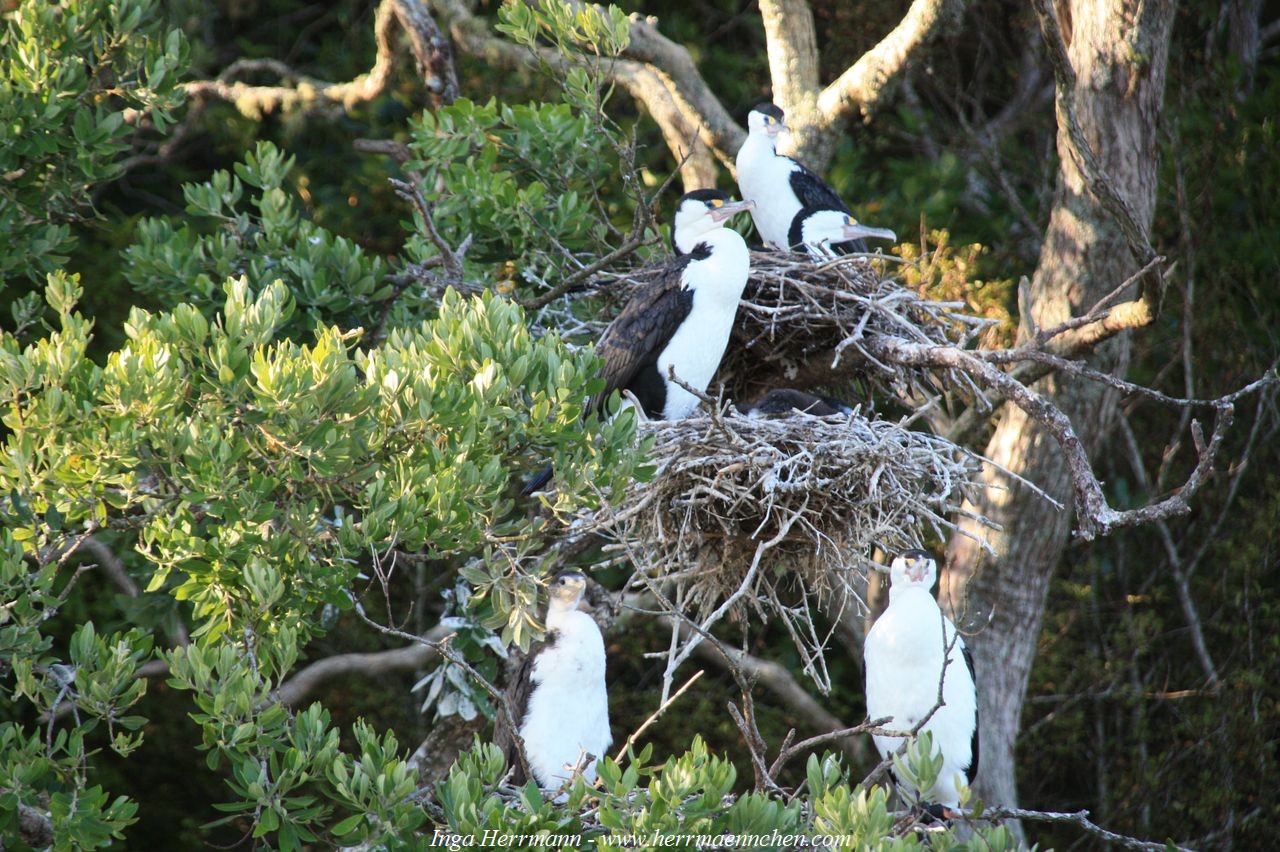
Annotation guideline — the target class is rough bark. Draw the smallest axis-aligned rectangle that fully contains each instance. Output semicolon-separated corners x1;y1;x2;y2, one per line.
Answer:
941;0;1175;841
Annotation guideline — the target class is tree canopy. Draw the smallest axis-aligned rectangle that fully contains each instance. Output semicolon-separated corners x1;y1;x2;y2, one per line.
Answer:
2;0;1277;850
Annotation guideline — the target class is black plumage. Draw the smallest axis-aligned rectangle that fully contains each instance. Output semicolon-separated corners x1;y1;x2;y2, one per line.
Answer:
586;250;705;419
737;388;854;417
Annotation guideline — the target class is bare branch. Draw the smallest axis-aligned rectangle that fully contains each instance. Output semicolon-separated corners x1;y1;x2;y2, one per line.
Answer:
817;0;964;126
687;628;871;767
1117;415;1219;685
864;335;1277;540
758;0;821;108
611;670;703;762
520;231;657;311
274;627;451;707
389;177;471;287
182;0;457;117
965;806;1194;852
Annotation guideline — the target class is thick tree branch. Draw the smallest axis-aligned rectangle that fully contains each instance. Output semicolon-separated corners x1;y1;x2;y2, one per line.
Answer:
274;626;451;707
759;0;821;108
618;13;744;170
434;0;720;186
1031;0;1164;310
183;0;456;117
817;0;964;126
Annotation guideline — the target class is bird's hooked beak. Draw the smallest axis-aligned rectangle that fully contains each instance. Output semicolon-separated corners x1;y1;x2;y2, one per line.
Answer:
844;222;897;244
767;120;789;139
710;199;755;222
904;556;930;584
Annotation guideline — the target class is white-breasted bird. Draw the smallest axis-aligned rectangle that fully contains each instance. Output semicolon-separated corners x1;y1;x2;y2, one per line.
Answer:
589;189;754;420
864;549;978;811
521;190;754;494
497;572;612;791
736;103;894;256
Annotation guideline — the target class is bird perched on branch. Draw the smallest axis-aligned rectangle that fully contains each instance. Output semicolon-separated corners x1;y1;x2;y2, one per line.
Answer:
864;549;978;814
496;571;611;792
523;190;753;493
736;104;895;256
736;388;854;417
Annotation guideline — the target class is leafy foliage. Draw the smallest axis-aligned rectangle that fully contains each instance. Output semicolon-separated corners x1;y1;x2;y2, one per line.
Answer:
123;142;393;337
0;0;186;286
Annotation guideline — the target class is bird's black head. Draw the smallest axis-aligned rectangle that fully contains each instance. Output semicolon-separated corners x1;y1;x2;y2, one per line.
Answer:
888;548;940;591
670;190;754;254
752;103;784;122
746;103;786;139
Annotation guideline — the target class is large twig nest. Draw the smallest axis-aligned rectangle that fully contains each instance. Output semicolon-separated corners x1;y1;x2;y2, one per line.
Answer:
600;250;995;405
721;251;993;403
582;402;989;622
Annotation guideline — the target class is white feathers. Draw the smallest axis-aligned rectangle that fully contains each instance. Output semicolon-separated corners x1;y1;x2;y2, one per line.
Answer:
658;227;751;419
736;119;804;250
519;598;612;790
864;552;978;808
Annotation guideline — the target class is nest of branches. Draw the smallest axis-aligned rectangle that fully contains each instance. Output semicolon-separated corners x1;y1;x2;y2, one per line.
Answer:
720;251;993;403
583;401;987;625
601;250;994;405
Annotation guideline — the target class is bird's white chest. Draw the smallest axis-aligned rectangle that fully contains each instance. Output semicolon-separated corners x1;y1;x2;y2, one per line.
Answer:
737;139;802;249
864;588;977;806
656;236;750;419
865;595;949;722
520;613;611;789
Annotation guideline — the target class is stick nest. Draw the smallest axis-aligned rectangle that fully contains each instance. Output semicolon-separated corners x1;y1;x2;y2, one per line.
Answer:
583;403;986;622
603;250;993;404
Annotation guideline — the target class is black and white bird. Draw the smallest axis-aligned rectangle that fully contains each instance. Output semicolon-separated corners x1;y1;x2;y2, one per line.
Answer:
736;103;894;256
864;549;978;812
736;388;854;417
497;572;611;792
787;208;896;260
589;189;754;421
522;190;754;494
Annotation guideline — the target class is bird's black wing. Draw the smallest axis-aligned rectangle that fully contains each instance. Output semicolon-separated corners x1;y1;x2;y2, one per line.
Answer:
587;255;697;416
494;633;557;785
787;160;852;214
963;643;979;784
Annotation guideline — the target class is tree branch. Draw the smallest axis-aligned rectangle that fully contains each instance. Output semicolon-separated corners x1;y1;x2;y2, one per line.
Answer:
274;627;451;707
688;631;871;766
183;0;456;117
434;0;722;186
966;806;1194;852
817;0;964;126
864;335;1276;540
1030;0;1164;311
758;0;821;109
1116;415;1219;685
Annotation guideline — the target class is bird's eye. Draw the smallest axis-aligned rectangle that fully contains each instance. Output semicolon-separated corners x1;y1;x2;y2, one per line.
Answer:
710;199;724;208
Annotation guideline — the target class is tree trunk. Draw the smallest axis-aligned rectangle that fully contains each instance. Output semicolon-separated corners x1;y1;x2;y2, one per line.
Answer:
941;0;1175;842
